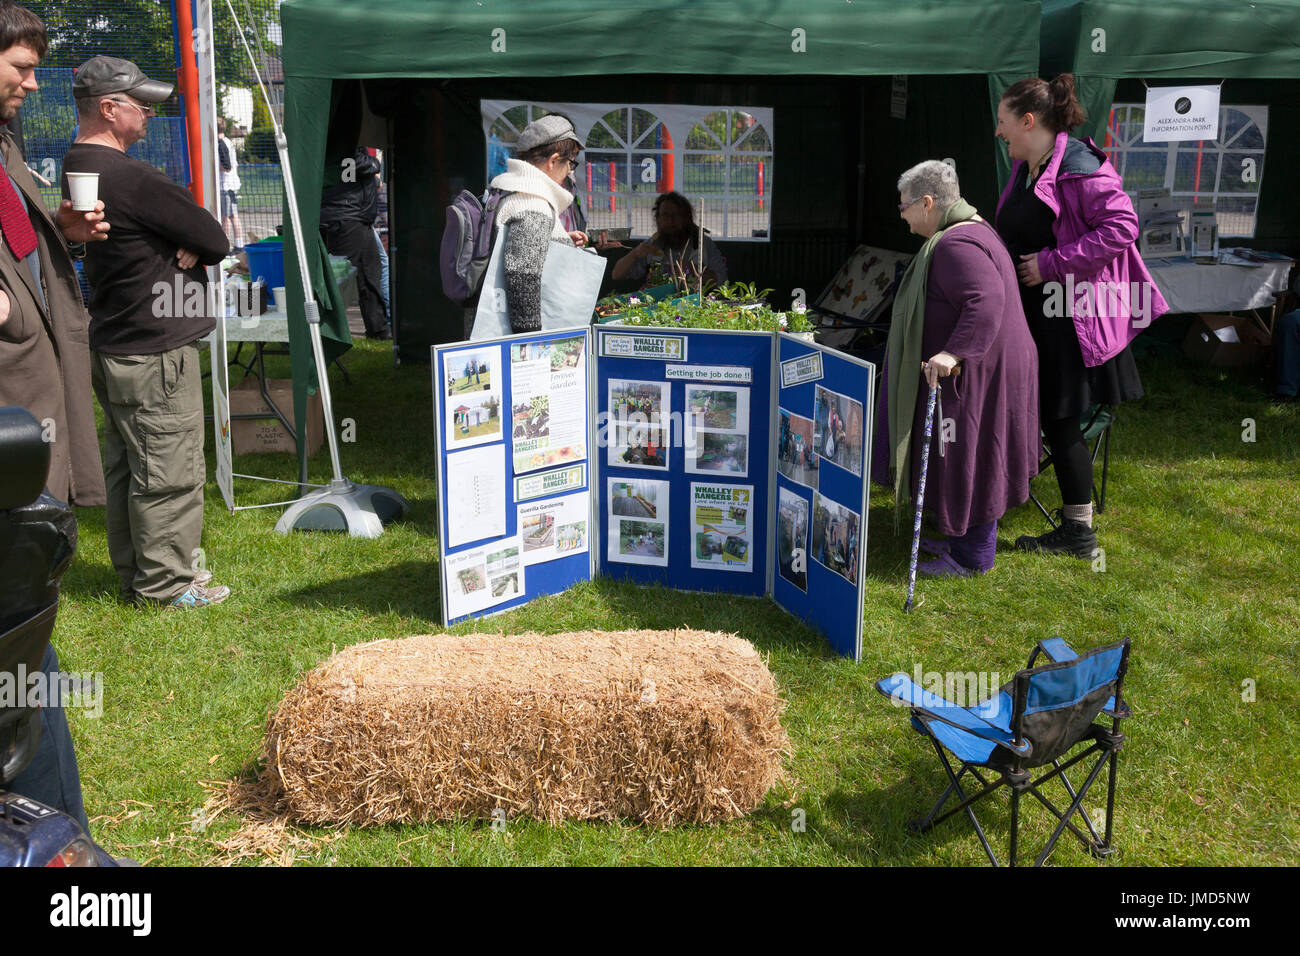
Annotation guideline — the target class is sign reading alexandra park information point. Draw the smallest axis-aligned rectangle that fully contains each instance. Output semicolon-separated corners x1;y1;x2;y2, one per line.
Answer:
1143;84;1221;142
434;327;874;659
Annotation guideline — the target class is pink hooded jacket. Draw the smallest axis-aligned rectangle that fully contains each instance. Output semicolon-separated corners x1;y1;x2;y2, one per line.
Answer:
996;132;1169;367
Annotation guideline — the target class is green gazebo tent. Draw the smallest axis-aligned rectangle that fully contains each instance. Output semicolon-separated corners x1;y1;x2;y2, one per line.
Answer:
276;0;1046;476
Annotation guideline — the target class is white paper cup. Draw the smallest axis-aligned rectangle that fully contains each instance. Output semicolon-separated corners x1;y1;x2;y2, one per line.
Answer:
66;172;99;211
272;286;286;308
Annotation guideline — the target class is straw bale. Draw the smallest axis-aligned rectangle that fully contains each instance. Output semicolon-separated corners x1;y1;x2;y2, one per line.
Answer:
263;629;788;826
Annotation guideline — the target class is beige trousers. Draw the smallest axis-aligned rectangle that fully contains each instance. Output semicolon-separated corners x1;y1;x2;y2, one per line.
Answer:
90;344;206;603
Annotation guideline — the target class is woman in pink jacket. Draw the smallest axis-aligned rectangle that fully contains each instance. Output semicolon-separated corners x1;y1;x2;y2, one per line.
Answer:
994;74;1167;558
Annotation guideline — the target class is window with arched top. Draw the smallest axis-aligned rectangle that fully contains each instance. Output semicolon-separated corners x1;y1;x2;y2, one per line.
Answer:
683;109;773;240
1105;103;1267;238
481;102;774;242
582;107;674;238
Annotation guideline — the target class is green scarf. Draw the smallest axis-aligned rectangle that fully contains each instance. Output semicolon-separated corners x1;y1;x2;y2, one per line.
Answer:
883;198;980;525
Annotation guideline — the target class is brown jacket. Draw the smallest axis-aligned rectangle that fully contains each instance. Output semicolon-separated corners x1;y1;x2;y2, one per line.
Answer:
0;128;106;505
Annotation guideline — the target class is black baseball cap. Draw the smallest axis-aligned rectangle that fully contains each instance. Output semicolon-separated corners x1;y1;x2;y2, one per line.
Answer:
72;56;174;103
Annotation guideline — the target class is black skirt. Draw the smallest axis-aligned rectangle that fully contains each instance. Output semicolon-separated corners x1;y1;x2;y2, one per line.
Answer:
1022;286;1144;421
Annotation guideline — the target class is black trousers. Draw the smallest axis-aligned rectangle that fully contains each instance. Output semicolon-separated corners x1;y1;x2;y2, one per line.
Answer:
321;219;388;336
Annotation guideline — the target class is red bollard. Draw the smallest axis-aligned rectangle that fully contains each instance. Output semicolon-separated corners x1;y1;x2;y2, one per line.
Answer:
586;163;593;209
757;160;765;211
609;162;617;213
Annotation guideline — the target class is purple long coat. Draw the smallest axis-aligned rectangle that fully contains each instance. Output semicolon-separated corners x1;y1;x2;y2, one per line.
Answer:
908;219;1040;536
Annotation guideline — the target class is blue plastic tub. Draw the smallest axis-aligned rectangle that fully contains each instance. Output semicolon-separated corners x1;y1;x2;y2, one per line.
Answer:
245;239;285;296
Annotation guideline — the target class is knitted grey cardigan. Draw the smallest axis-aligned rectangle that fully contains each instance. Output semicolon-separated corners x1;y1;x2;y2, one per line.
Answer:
488;159;576;333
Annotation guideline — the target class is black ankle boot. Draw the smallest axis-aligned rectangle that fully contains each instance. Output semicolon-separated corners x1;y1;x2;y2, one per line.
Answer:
1015;511;1098;558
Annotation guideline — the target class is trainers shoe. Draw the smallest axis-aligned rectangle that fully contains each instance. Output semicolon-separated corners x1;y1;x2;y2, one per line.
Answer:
1015;511;1098;558
167;582;231;609
194;568;213;587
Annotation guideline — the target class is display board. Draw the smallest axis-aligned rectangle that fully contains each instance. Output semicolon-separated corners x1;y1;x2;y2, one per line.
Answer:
432;326;874;658
772;334;873;660
433;327;595;626
595;328;773;597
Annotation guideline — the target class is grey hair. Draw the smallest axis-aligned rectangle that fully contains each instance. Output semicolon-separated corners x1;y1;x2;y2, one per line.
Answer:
897;160;961;208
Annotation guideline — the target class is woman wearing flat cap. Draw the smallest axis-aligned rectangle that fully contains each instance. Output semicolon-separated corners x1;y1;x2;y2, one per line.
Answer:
487;113;588;333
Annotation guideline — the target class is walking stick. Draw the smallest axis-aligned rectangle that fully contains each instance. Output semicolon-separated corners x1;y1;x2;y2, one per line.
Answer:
904;379;940;613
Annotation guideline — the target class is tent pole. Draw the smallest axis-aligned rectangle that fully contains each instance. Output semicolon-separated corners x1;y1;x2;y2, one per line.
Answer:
225;0;408;537
855;81;866;242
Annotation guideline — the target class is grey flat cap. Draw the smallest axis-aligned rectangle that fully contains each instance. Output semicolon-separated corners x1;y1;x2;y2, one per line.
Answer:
516;114;583;153
73;56;174;103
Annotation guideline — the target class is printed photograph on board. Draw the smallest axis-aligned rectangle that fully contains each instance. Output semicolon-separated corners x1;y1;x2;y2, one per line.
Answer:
690;483;753;573
777;408;818;487
510;334;587;473
608;477;670;567
618;520;666;560
811;492;861;584
444;534;525;620
778;486;810;592
609;479;663;519
608;379;670;470
814;386;864;476
443;347;502;450
686;432;748;476
686;386;740;430
516;491;591;566
556;521;587;555
446;349;495;395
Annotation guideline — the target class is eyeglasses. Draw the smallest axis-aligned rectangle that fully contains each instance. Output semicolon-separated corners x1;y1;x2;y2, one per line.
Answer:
109;98;155;117
898;195;927;213
565;157;581;172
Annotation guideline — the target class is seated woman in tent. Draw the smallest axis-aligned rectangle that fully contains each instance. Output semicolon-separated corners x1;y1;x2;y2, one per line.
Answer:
879;160;1040;576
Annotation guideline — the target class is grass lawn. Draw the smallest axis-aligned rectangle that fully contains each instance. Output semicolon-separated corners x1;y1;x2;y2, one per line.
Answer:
51;329;1299;866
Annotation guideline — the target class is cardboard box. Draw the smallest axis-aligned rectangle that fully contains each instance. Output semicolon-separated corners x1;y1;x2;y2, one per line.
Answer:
229;376;323;455
1182;314;1271;368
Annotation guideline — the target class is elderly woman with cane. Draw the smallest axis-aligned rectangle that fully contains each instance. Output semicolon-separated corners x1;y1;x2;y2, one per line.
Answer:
883;160;1040;577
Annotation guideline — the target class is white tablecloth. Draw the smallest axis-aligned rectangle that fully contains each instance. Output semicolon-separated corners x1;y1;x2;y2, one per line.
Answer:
1145;258;1292;315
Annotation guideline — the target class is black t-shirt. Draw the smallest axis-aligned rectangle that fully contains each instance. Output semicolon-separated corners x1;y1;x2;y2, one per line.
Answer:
63;143;231;355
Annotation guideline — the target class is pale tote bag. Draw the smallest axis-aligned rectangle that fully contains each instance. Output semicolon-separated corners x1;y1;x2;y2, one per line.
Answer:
471;226;606;339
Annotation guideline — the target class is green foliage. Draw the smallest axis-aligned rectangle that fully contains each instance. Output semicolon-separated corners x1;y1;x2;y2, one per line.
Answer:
618;283;813;333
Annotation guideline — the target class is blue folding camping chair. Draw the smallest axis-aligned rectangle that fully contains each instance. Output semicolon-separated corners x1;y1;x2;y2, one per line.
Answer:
877;637;1131;867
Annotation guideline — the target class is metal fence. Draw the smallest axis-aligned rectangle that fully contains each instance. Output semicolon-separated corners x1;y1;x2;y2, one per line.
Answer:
21;0;288;248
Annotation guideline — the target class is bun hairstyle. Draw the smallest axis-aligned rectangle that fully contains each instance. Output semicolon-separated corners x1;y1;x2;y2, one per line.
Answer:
1001;74;1087;133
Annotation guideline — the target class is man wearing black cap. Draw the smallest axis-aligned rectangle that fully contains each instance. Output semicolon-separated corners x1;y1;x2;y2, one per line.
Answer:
64;55;233;609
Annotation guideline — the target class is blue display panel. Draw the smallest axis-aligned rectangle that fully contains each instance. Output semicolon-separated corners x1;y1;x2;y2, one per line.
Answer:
595;328;774;598
433;328;594;626
772;334;875;660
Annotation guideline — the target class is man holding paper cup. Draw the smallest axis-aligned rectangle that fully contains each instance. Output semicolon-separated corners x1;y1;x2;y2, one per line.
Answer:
0;1;110;508
64;54;232;609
